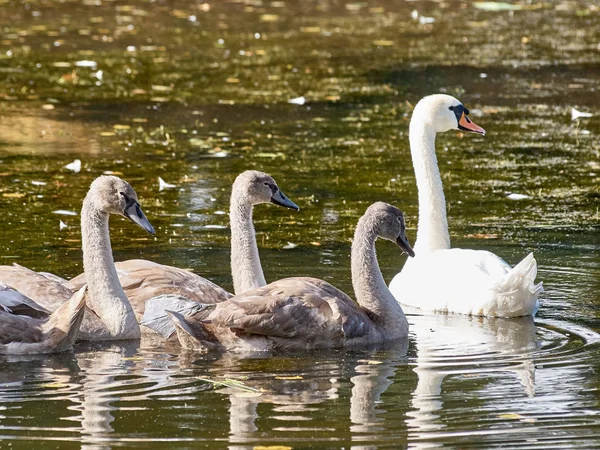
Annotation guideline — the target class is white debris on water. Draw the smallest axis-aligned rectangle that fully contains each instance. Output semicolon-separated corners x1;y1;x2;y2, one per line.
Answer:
507;193;530;200
288;96;306;105
64;159;81;173
53;210;78;216
74;60;97;68
571;108;593;121
158;177;176;191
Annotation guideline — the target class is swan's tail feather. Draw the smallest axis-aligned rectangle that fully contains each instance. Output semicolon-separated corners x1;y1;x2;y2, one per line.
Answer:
166;310;223;352
40;286;87;353
492;253;542;317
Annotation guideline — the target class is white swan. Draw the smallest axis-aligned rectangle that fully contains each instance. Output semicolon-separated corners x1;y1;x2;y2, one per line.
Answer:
0;176;156;340
162;202;415;352
389;94;542;317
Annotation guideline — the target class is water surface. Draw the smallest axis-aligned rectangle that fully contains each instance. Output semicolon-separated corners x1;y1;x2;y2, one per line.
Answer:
0;0;599;448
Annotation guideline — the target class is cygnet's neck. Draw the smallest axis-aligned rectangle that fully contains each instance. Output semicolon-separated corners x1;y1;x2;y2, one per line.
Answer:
351;217;407;336
230;192;266;295
409;113;451;253
81;197;140;339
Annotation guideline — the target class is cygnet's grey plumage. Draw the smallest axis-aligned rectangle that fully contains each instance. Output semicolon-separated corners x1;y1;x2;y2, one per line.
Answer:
0;175;155;341
72;170;298;339
0;286;87;354
167;202;414;352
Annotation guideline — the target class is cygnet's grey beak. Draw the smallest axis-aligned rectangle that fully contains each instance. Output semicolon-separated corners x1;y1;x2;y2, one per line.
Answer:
396;233;415;258
271;189;300;211
124;202;156;235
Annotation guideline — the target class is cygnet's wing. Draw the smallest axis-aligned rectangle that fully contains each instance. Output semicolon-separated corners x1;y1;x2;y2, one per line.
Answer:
210;277;370;343
66;259;232;318
141;295;215;339
0;283;51;319
0;310;44;344
0;264;72;311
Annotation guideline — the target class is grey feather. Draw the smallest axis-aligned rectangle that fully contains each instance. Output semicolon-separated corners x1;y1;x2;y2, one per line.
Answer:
141;295;212;339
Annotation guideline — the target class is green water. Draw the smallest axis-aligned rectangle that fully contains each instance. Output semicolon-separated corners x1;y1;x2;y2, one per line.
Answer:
0;0;599;448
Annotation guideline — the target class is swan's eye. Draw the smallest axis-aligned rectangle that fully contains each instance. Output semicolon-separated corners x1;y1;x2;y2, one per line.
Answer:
119;191;126;198
449;106;454;111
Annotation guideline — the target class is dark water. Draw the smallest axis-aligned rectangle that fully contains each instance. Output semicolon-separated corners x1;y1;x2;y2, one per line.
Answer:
0;0;599;448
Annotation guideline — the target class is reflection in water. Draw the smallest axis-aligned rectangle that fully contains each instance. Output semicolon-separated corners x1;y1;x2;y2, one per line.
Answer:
406;314;539;445
71;342;140;450
349;343;409;450
0;317;599;448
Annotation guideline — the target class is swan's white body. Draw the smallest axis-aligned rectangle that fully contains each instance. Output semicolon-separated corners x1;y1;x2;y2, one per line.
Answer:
389;95;542;318
394;249;540;316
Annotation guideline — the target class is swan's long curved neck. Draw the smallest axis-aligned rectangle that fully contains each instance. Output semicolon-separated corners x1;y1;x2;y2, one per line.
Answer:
81;200;140;339
409;118;450;253
351;220;407;334
230;195;265;295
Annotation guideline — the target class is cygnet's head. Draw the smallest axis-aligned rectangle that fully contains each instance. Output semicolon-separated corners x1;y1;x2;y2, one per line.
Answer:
363;202;415;257
86;175;155;234
412;94;485;135
233;170;299;211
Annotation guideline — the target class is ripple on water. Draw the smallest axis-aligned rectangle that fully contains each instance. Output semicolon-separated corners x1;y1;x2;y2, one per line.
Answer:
405;313;600;449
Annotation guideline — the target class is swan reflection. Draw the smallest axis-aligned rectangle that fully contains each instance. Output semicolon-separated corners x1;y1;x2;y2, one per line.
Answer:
405;313;538;444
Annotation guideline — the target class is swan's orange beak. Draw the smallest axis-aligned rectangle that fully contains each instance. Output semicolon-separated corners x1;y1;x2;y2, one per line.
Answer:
458;112;485;135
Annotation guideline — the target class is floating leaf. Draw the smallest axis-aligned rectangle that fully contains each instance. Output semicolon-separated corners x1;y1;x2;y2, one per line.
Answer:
301;26;321;33
465;233;500;239
41;382;69;389
197;376;262;393
3;192;25;198
260;14;279;22
151;84;172;92
373;39;394;46
254;446;292;450
499;413;523;420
